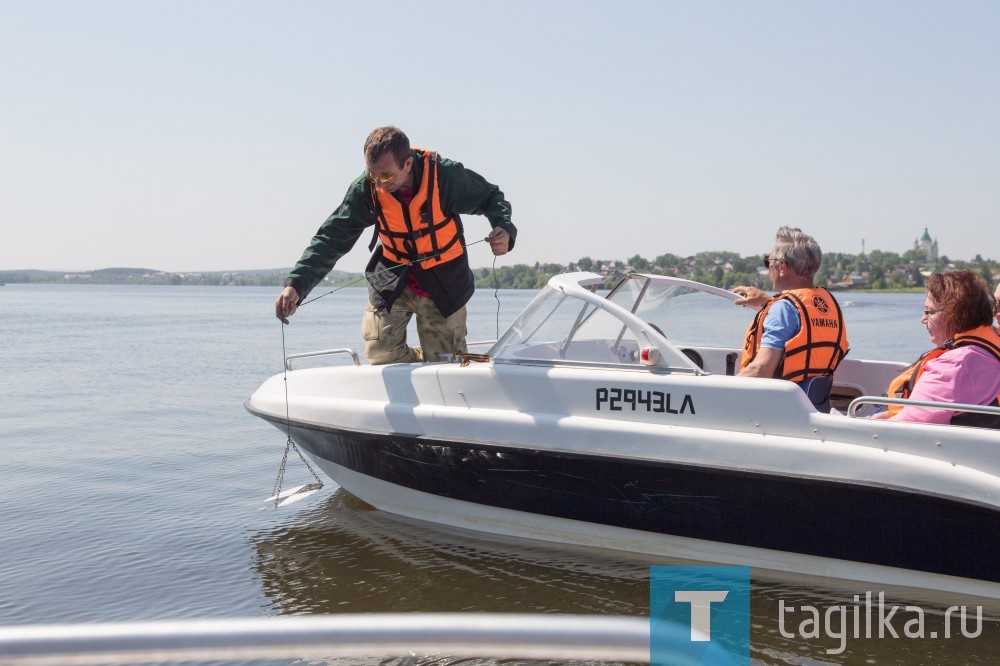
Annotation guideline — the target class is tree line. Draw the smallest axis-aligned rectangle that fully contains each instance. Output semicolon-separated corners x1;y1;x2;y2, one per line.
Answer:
474;249;998;291
4;249;997;291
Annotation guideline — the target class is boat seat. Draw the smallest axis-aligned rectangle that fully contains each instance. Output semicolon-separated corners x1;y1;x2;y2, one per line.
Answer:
829;384;863;413
680;348;704;370
799;375;834;413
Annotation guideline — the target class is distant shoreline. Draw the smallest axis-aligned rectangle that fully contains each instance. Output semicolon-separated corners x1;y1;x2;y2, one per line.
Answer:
0;282;931;294
3;249;996;293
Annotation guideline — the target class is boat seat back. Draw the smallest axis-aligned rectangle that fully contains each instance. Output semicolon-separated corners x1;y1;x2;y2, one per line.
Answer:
800;375;834;413
679;348;704;369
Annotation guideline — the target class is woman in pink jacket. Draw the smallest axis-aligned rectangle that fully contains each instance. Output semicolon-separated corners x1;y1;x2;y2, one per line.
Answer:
881;270;1000;428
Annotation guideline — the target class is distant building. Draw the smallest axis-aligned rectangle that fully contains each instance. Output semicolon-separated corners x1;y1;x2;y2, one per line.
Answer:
827;272;868;291
915;227;938;261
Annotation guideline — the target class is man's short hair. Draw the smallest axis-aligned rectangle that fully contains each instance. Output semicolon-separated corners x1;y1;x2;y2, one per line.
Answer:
364;126;411;168
773;226;822;278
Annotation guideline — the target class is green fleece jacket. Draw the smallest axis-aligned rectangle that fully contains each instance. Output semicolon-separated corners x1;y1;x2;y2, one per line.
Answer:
286;152;516;312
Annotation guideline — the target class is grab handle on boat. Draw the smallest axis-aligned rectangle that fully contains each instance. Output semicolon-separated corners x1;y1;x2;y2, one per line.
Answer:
284;348;361;370
847;396;1000;419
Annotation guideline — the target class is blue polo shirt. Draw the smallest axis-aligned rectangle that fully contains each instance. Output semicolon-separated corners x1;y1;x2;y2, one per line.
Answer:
760;299;801;350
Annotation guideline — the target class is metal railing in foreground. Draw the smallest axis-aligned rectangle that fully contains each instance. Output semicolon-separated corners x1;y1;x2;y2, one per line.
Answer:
0;613;652;666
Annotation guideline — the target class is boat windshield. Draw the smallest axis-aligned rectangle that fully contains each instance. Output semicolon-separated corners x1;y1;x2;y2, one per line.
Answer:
489;273;748;367
602;275;749;348
489;285;611;364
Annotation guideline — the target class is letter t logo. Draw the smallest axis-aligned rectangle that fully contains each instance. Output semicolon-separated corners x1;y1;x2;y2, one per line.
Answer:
674;590;729;641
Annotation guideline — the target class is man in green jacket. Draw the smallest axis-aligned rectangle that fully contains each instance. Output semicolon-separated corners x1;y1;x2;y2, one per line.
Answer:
275;126;517;364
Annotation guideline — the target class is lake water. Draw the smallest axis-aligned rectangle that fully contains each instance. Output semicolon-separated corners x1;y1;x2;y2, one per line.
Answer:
1;283;997;665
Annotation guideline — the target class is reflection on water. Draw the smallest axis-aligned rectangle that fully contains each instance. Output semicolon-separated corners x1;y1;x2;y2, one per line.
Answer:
251;489;1000;665
251;490;650;666
252;490;649;617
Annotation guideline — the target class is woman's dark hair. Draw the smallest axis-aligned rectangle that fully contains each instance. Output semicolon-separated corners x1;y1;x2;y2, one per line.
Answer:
926;270;995;338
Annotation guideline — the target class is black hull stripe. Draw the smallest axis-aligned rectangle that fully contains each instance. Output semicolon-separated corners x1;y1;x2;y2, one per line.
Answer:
253;410;1000;584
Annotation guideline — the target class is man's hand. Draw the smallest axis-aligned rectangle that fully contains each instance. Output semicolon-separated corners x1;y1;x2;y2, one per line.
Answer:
485;227;510;256
275;286;300;324
732;285;770;309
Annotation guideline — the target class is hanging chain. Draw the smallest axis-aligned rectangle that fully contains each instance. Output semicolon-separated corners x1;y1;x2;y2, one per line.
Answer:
292;438;323;485
270;321;324;508
270;438;291;507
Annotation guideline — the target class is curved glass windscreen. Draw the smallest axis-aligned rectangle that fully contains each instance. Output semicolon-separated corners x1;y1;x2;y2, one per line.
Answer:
489;274;751;368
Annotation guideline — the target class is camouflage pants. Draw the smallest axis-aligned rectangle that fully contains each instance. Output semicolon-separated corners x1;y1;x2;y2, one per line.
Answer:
361;287;468;365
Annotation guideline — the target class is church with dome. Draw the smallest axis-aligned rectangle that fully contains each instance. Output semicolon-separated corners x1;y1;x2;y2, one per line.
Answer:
915;227;938;261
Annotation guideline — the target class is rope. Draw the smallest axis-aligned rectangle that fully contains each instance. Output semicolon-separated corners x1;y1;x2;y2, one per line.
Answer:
492;254;501;340
298;238;488;307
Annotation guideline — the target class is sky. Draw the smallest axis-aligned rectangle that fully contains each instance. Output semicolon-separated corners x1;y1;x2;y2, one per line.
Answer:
2;0;998;273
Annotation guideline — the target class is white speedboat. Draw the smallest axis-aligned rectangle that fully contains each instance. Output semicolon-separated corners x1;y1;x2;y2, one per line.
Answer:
247;273;1000;600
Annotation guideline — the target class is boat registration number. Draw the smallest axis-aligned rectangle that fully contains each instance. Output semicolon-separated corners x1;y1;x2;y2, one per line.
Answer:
595;387;695;414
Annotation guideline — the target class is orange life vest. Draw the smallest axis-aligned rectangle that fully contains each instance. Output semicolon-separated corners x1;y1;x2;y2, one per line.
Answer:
886;325;1000;418
370;148;465;269
740;288;849;381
